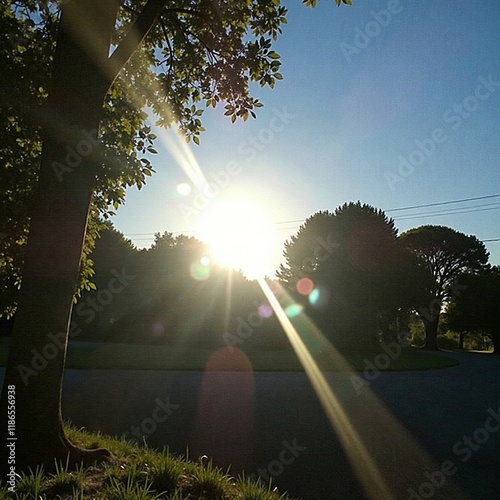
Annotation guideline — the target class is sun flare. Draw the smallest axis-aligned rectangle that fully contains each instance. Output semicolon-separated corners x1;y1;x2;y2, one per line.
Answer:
197;200;276;279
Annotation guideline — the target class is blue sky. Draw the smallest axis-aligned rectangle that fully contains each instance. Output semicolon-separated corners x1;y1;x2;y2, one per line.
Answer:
113;0;500;276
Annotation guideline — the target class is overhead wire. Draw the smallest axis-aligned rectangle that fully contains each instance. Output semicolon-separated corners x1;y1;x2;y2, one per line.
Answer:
121;193;500;243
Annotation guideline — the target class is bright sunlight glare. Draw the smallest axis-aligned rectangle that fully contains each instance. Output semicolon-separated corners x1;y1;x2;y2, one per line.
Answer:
256;279;466;500
197;200;276;279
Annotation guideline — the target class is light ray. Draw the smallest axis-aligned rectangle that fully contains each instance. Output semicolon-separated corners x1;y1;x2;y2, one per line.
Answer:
257;279;467;500
155;125;209;192
258;279;395;499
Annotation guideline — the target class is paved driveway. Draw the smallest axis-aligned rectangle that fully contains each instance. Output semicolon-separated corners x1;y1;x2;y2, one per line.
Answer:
57;350;500;499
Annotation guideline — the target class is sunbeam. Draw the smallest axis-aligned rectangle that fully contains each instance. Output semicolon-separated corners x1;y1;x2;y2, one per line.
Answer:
258;279;394;499
155;124;209;192
257;279;467;500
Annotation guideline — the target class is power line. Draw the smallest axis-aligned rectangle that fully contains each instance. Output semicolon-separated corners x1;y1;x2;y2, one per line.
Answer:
393;203;500;221
386;193;500;212
121;193;500;244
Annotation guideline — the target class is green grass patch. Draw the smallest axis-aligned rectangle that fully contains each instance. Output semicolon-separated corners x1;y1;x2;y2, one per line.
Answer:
0;337;460;371
0;424;293;499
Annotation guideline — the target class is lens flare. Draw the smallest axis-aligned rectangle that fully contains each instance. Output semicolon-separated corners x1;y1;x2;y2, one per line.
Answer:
296;277;314;296
309;288;320;305
176;182;192;196
309;285;330;309
255;278;462;499
190;257;210;281
258;303;273;318
285;303;303;318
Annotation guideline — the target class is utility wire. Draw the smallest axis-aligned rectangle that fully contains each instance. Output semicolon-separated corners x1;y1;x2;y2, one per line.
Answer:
392;203;500;221
122;193;500;242
386;193;500;212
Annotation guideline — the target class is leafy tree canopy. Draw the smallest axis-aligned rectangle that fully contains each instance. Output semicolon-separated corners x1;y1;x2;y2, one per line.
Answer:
445;266;500;354
400;225;490;350
400;225;489;303
277;201;400;285
0;0;293;314
277;202;424;350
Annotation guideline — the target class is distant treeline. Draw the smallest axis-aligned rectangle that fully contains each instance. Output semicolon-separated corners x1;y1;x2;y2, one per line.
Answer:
69;228;287;349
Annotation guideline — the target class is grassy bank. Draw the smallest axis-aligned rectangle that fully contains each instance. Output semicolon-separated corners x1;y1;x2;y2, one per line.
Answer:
0;425;290;499
0;337;459;371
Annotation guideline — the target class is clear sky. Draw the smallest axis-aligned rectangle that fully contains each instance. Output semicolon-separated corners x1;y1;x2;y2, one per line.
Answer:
112;0;500;278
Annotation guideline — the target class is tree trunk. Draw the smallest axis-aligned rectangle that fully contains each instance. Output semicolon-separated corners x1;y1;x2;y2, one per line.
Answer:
0;0;120;475
421;316;439;351
492;331;500;355
458;331;465;350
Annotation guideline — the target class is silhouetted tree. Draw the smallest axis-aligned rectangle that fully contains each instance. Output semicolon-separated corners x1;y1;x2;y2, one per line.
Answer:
445;267;500;355
70;224;139;339
400;225;489;351
0;3;155;318
0;0;303;472
279;202;425;351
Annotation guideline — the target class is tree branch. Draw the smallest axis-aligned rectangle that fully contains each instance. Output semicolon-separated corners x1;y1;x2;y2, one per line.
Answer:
108;0;168;84
163;8;210;20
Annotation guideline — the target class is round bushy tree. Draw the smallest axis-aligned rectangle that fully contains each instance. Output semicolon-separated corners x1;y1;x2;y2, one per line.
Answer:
400;225;489;350
278;202;425;351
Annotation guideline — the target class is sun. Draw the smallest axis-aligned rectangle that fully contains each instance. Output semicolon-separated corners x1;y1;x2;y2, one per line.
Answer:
196;199;276;279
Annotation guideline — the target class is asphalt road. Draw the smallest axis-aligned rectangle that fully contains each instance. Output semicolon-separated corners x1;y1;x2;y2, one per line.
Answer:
7;349;500;499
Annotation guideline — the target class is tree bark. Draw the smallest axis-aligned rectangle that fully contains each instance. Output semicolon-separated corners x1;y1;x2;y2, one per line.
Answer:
458;331;465;350
492;332;500;355
0;0;120;475
421;316;439;351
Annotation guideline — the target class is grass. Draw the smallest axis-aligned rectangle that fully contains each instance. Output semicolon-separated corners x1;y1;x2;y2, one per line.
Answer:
0;425;292;499
0;337;460;371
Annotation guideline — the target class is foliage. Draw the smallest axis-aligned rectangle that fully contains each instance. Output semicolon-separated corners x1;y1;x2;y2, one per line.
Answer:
0;0;304;316
400;225;489;303
445;266;500;353
400;225;490;349
0;424;292;499
277;202;425;350
0;2;150;314
277;202;400;284
0;0;353;476
303;0;352;7
67;226;274;347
